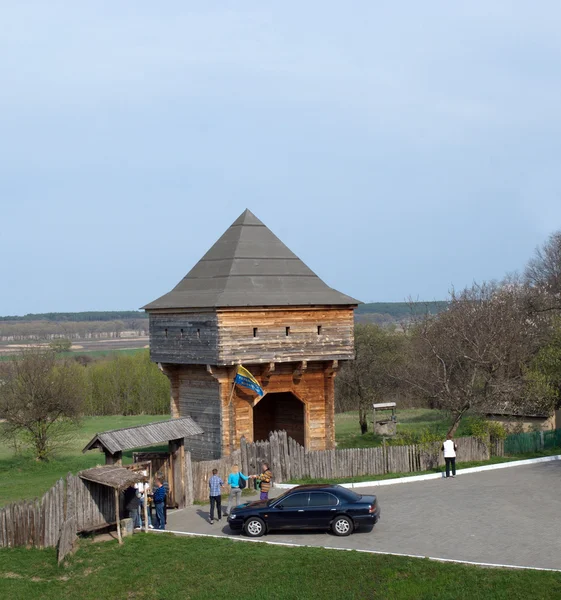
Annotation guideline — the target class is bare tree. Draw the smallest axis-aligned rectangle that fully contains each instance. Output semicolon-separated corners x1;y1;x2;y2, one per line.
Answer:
336;324;404;433
525;231;561;313
0;349;84;460
401;281;552;435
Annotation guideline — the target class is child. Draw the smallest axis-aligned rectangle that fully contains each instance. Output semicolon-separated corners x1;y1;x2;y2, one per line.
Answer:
225;464;250;516
208;468;224;524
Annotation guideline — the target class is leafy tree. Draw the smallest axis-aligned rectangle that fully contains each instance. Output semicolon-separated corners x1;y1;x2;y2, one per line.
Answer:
336;324;404;434
0;349;84;460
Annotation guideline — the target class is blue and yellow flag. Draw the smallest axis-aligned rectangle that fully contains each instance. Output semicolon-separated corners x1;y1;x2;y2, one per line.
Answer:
234;365;263;396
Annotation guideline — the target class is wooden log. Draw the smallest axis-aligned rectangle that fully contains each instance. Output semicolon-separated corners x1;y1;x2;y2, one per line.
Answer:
115;489;122;545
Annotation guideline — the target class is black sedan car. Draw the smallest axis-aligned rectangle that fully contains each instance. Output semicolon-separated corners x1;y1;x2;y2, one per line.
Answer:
227;484;380;537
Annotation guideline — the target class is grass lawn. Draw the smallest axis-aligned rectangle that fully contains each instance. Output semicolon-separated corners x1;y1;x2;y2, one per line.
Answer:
289;446;561;484
335;408;473;449
1;534;560;600
0;415;169;507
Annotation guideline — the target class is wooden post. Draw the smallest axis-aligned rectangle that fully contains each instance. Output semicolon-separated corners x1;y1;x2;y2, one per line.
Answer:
228;377;236;453
105;451;122;466
143;479;149;532
114;488;122;545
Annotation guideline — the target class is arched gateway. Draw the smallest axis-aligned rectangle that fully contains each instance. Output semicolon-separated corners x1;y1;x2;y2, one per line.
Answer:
142;209;359;460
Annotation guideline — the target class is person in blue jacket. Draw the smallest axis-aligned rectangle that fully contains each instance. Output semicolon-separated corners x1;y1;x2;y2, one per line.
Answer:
151;478;167;530
225;464;249;516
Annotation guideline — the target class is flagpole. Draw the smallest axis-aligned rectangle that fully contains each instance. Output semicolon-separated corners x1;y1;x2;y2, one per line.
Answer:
229;368;237;453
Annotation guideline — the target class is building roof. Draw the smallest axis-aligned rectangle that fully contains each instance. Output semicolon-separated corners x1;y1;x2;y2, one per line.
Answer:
78;466;147;490
82;417;204;455
142;209;360;310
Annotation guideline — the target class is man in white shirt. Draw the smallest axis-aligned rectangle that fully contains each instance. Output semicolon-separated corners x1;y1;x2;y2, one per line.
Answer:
442;434;458;478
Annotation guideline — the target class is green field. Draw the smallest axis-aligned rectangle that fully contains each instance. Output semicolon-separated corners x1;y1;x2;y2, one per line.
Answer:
335;408;473;448
1;534;560;600
0;415;169;506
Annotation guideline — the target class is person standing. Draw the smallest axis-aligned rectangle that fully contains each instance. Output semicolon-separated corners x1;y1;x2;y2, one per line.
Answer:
255;463;273;501
208;468;224;524
135;477;153;529
225;465;249;516
124;485;141;529
152;478;167;529
156;471;170;526
442;433;458;478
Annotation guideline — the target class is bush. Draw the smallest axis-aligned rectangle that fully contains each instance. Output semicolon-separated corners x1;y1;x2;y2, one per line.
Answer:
49;339;72;352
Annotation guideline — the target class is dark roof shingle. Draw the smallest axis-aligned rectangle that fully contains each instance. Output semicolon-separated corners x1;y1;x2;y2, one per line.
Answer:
142;209;360;310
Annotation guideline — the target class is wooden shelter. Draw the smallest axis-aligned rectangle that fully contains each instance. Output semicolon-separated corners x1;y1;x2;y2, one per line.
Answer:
79;466;148;544
143;209;359;460
82;417;203;508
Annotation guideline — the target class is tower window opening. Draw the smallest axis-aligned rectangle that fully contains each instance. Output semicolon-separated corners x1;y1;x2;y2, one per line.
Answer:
164;328;168;338
197;328;201;340
317;325;322;335
180;328;184;339
253;327;258;338
285;327;290;336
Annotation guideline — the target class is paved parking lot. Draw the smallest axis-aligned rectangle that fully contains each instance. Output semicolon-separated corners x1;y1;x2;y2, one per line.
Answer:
165;461;561;570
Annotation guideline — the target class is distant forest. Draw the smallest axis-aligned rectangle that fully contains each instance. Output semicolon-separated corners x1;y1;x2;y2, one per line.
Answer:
0;311;146;323
356;302;448;318
0;304;447;326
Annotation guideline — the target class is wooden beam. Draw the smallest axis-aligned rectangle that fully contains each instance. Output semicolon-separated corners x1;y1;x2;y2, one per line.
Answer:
262;362;275;383
293;360;307;379
325;360;339;376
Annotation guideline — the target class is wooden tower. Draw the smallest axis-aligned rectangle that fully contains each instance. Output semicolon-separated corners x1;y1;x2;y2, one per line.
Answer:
143;209;358;460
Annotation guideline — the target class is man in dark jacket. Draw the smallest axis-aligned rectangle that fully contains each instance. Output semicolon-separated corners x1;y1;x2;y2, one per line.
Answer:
152;478;167;530
124;485;141;528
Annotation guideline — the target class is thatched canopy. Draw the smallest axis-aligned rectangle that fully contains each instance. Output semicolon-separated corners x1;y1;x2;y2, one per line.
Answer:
78;466;147;490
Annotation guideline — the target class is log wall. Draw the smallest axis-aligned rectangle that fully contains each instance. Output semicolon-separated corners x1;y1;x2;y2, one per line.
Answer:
149;311;219;364
217;307;354;364
149;307;355;366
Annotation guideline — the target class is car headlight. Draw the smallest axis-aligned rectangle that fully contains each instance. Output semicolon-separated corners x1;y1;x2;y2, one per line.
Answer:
229;513;237;519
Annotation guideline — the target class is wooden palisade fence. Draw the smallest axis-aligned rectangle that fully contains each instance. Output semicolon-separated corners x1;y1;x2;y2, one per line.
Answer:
189;431;494;501
0;472;119;562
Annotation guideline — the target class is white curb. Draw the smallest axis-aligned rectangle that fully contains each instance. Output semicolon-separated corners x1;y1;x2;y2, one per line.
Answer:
148;528;561;572
273;454;561;490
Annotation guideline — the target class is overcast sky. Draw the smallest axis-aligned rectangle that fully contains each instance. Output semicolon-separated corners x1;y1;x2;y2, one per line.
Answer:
1;2;561;315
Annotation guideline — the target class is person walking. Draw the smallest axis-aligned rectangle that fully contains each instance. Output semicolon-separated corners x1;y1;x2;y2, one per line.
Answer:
152;478;167;529
225;464;249;516
442;433;458;478
208;468;224;524
255;463;273;501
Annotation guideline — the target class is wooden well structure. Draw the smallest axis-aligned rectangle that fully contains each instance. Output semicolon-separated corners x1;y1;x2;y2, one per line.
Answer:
143;209;359;460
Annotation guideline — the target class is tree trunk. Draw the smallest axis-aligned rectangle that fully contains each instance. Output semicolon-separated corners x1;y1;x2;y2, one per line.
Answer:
447;405;470;436
358;406;368;434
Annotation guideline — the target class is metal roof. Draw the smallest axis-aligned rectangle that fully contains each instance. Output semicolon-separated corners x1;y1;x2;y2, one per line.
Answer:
142;209;360;310
82;417;204;455
79;466;147;490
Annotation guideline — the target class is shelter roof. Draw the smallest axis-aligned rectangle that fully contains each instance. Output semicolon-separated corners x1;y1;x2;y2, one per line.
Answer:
82;417;204;455
142;209;360;310
78;466;146;490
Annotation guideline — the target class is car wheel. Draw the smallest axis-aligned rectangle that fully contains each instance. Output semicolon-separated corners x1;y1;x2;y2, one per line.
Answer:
244;517;265;538
332;515;353;536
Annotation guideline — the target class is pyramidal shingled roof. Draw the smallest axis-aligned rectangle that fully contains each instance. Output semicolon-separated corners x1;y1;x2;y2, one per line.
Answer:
142;209;359;310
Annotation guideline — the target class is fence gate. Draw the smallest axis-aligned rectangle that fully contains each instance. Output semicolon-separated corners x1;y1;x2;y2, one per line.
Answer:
133;452;176;508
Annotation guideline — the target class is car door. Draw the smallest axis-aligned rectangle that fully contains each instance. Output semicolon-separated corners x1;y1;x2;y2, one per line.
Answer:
270;492;310;529
306;492;340;528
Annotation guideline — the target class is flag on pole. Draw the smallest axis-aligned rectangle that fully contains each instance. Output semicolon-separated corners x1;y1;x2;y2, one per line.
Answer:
234;365;263;396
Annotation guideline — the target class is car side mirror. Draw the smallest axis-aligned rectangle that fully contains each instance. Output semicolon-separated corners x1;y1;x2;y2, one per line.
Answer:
276;504;283;510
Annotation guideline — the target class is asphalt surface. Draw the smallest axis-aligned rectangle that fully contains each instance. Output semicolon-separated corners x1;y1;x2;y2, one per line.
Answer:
165;461;561;570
